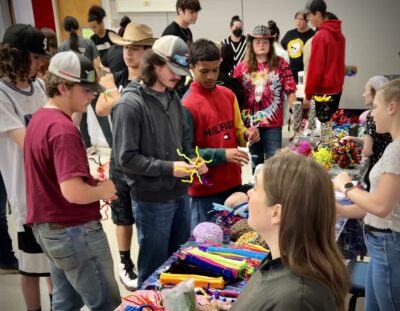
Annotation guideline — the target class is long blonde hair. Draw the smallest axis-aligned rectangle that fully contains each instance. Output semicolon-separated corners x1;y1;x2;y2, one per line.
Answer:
244;37;279;74
263;151;348;311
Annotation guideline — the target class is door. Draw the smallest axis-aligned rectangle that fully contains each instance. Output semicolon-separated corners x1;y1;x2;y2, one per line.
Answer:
56;0;102;42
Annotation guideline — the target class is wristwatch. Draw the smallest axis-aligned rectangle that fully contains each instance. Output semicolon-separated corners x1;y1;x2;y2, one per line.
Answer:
344;182;355;197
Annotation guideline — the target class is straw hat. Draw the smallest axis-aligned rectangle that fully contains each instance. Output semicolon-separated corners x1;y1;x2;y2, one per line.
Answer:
109;23;156;46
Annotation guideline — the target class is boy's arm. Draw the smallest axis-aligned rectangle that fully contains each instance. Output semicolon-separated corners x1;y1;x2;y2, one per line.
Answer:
233;96;247;147
182;106;226;165
60;178;116;204
113;99;175;176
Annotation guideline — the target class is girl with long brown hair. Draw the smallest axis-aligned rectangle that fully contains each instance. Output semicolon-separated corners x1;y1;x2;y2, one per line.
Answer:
234;25;297;172
231;151;348;311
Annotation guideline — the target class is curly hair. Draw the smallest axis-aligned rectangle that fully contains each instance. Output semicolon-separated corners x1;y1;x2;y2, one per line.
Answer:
88;5;106;23
0;43;31;85
244;37;279;73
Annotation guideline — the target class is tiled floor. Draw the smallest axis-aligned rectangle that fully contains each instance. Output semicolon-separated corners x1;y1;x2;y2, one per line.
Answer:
0;138;364;310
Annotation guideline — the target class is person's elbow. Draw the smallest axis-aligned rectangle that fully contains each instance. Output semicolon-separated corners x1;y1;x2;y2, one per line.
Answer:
362;149;373;157
377;204;393;218
60;178;87;204
96;104;111;117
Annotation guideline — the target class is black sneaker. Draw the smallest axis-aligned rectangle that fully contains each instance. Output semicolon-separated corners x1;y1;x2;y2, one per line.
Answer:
119;261;138;291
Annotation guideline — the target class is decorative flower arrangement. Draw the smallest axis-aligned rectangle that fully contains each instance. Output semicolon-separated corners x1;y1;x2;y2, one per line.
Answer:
312;144;333;170
332;109;360;126
332;139;362;168
291;140;312;156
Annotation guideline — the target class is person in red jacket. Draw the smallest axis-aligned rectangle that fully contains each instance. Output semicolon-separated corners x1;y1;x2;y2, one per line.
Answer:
183;39;259;227
303;0;345;123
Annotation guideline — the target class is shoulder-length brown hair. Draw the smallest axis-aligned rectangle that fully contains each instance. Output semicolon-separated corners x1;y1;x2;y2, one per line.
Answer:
262;151;349;311
139;50;167;87
0;43;31;84
244;36;280;73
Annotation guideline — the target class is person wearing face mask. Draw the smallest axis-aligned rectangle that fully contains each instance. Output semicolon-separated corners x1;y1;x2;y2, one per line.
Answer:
222;15;247;67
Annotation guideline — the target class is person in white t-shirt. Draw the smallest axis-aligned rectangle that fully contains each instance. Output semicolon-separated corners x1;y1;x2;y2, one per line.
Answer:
0;24;52;311
334;79;400;310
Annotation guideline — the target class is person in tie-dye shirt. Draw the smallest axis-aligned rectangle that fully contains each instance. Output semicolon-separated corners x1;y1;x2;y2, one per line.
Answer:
234;25;296;171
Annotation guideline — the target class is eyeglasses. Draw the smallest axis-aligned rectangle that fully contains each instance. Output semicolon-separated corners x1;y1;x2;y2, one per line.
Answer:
170;54;189;67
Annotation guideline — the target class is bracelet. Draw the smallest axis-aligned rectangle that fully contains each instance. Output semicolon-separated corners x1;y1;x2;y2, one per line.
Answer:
103;88;118;97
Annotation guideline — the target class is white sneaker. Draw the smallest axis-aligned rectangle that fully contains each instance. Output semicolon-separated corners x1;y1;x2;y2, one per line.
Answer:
119;262;138;291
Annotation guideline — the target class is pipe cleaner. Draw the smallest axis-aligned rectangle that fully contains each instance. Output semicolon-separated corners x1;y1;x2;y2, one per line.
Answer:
176;146;212;184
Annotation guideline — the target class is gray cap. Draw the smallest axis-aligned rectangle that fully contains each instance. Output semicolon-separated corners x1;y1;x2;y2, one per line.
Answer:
48;51;105;93
152;35;190;76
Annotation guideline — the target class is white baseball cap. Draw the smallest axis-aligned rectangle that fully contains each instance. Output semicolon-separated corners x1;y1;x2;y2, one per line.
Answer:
48;51;105;93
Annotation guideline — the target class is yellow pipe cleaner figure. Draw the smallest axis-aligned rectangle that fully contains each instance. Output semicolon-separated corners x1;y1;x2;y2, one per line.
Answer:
176;146;212;184
313;95;332;102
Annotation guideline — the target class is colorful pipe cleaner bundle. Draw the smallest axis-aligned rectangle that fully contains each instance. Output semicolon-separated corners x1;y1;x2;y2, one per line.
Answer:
242;109;269;127
235;231;269;249
180;247;252;281
117;290;163;311
176;146;212;184
204;246;268;262
159;273;225;289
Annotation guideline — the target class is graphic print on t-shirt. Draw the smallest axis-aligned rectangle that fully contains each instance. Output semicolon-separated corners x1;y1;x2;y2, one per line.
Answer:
287;38;304;59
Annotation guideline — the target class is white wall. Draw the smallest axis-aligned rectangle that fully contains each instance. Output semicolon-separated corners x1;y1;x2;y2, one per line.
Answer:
12;0;34;25
0;0;12;39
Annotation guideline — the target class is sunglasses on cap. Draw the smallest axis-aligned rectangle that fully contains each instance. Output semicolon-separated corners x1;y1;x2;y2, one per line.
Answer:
169;54;189;67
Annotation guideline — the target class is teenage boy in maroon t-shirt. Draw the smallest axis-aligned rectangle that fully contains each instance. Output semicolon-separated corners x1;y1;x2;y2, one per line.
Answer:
24;51;121;310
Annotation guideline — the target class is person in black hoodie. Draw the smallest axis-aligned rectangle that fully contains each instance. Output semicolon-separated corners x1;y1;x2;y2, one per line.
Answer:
218;43;245;110
112;35;208;286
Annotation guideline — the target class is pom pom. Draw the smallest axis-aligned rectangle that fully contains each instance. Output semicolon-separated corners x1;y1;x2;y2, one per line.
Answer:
192;222;224;244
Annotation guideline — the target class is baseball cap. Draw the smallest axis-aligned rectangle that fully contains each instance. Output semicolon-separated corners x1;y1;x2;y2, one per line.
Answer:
152;35;190;76
48;51;105;93
304;0;327;14
2;24;51;58
248;25;275;39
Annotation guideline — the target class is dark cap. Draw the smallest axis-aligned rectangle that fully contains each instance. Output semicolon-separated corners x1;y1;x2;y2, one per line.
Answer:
304;0;327;14
48;51;105;94
2;24;51;58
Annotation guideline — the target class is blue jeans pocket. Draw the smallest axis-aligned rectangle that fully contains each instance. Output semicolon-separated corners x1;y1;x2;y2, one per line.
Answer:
41;230;78;271
84;220;102;234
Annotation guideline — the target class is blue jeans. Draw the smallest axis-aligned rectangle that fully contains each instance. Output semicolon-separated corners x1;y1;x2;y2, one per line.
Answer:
249;127;282;172
364;228;400;311
32;220;121;311
0;172;14;262
134;194;191;286
191;187;239;229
